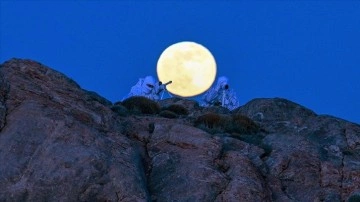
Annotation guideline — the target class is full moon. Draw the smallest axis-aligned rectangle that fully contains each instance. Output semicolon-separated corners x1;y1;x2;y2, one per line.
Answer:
156;41;217;97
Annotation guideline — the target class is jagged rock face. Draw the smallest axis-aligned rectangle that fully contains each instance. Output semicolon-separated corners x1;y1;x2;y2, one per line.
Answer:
0;59;148;201
0;58;360;201
236;98;360;201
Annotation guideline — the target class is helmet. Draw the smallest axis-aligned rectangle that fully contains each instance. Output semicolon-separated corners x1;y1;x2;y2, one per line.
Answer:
143;76;156;93
217;76;229;89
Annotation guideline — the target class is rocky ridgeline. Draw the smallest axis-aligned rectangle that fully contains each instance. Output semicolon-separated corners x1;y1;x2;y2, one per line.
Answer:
0;58;360;202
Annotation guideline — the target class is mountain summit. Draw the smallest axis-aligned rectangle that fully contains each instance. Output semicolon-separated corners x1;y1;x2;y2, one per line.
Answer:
0;59;359;201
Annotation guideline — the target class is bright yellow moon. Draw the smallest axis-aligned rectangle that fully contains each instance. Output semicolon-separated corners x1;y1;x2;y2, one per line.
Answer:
156;41;217;97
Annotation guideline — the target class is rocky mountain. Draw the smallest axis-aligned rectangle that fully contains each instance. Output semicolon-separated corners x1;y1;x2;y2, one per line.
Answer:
0;58;359;202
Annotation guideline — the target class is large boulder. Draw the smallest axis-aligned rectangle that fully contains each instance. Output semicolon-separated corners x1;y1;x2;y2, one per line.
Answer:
0;59;149;201
0;58;359;201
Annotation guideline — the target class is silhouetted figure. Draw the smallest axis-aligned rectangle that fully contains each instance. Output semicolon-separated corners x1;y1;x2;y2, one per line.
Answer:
201;76;240;110
123;76;163;101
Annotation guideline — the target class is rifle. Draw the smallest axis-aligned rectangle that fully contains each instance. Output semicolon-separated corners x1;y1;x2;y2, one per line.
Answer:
221;85;229;107
159;81;172;86
159;81;172;99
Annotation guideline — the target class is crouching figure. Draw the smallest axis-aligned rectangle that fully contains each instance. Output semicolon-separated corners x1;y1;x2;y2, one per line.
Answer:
201;76;240;110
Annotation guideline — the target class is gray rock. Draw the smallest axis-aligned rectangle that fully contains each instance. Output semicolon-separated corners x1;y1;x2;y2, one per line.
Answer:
0;58;359;201
0;59;149;201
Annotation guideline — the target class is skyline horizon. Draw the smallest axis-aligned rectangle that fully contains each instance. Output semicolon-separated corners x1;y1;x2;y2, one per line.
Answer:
1;1;359;124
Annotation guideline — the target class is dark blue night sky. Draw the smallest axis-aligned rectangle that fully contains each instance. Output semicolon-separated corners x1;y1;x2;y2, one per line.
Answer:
1;1;359;124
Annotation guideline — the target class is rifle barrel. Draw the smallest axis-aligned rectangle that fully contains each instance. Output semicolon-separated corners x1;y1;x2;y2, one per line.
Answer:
163;81;172;86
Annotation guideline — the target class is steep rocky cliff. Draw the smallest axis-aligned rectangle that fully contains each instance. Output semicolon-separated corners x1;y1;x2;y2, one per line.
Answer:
0;59;359;202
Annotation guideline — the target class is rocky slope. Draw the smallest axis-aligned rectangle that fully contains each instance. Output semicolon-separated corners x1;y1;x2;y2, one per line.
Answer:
0;58;359;202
